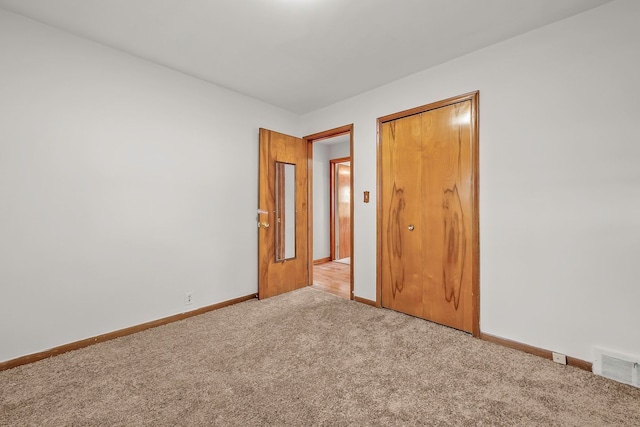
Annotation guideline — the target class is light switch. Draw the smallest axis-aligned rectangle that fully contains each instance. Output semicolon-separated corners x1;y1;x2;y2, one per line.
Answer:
363;191;370;203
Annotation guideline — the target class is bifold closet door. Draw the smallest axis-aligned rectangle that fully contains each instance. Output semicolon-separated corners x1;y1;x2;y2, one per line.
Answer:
421;101;474;332
380;99;475;333
380;113;424;318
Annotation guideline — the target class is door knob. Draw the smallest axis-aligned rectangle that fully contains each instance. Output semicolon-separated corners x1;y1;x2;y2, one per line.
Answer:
258;222;270;229
408;224;414;231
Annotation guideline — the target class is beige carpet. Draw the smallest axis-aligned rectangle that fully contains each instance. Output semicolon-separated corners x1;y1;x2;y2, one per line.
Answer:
2;287;639;426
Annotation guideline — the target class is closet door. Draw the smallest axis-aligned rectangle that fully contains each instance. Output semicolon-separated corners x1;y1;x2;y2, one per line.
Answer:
378;92;478;335
380;113;424;318
422;100;474;332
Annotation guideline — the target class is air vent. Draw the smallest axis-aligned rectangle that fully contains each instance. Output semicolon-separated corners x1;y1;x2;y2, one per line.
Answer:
593;347;640;388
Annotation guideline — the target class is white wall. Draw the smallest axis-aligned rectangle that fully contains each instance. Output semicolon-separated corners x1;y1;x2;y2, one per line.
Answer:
329;141;350;161
300;0;640;362
312;143;331;259
0;10;298;362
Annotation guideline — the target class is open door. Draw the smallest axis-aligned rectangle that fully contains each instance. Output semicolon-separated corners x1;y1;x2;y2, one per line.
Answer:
258;128;309;299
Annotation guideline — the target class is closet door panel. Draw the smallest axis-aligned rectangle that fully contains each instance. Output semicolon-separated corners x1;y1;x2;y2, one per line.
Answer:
380;114;424;318
422;101;474;332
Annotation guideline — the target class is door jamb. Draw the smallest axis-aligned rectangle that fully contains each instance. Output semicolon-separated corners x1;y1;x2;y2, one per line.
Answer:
304;124;354;300
375;91;480;337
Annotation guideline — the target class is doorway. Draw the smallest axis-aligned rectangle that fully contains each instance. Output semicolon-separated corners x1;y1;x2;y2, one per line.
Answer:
305;125;354;300
331;158;351;264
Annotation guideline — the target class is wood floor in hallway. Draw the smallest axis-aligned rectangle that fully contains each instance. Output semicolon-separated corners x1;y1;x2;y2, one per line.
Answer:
312;261;350;299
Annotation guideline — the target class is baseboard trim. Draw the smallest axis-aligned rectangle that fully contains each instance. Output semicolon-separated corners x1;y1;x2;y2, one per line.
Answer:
354;296;377;307
480;333;592;372
313;257;332;265
0;293;257;372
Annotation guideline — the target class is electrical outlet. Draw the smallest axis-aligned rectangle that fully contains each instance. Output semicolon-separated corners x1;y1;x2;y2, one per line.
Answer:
552;352;567;365
184;292;193;305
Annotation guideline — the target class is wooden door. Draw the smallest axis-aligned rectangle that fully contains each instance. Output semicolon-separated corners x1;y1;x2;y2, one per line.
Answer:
380;114;424;318
336;163;351;259
378;92;479;335
258;128;309;299
421;101;475;332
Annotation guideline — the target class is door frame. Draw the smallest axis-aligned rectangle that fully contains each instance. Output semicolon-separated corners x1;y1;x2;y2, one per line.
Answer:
304;124;354;300
330;157;351;261
375;91;480;337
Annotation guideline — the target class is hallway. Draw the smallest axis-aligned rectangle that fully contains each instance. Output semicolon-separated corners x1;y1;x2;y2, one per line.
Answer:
312;262;350;299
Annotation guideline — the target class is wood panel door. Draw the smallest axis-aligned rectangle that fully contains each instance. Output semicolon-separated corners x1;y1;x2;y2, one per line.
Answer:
336;163;351;260
258;128;309;299
380;114;424;318
378;92;479;335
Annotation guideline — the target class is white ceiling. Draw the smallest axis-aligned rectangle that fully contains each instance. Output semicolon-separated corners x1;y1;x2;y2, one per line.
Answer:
0;0;614;114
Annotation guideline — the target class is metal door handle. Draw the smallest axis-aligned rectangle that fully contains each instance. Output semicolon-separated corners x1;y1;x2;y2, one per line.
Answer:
408;224;414;231
258;222;270;229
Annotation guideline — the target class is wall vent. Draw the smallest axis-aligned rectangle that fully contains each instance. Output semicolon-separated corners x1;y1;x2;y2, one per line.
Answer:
593;347;640;388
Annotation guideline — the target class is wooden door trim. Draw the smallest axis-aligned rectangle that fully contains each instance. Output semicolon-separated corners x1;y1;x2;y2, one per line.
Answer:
329;156;351;261
376;91;480;337
480;333;592;371
304;125;354;301
305;125;351;142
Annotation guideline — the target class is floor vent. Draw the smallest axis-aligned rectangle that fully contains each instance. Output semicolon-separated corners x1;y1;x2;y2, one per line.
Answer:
593;347;640;388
